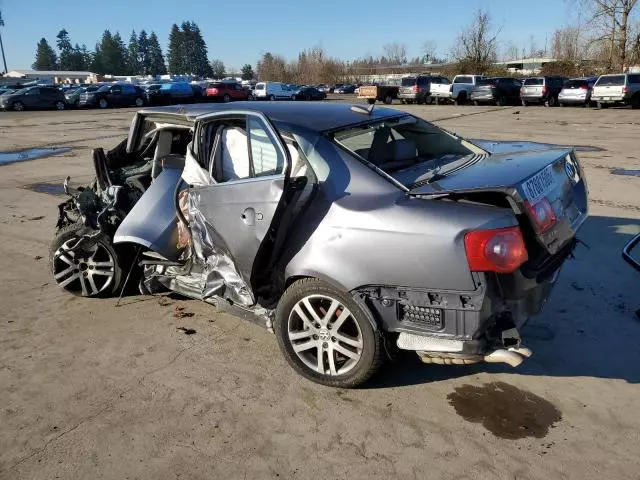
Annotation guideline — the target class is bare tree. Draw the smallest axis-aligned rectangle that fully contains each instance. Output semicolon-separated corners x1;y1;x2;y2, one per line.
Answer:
421;40;438;62
502;41;521;61
382;42;407;64
452;10;501;72
575;0;639;70
551;26;584;60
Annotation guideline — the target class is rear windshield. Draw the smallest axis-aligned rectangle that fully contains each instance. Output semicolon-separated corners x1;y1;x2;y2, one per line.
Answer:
454;76;473;84
332;115;485;188
595;75;625;86
564;79;588;89
523;78;544;86
401;77;417;87
476;78;494;86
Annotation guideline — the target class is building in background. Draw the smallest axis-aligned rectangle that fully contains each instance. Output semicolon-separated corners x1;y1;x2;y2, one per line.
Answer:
4;70;97;84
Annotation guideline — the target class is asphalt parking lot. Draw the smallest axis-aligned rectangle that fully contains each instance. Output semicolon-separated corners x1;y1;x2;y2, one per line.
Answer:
1;100;639;480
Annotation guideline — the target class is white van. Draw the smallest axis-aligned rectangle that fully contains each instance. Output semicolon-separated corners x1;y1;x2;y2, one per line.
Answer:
254;82;295;100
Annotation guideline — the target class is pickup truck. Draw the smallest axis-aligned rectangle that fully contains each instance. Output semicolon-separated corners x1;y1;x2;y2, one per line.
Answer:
358;84;400;105
591;73;640;109
450;75;484;105
430;79;453;104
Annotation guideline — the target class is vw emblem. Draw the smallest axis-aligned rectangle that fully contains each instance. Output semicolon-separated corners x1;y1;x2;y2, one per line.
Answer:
564;155;580;184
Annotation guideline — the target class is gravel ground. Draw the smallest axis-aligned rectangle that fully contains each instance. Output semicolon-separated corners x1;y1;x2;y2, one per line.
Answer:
0;101;639;480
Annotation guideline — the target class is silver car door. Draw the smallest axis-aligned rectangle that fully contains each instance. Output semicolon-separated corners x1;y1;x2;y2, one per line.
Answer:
189;112;289;291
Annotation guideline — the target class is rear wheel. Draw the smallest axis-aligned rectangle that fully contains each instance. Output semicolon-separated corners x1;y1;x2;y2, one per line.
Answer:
55;100;66;111
545;96;558;107
135;97;144;107
50;223;123;298
454;93;467;105
383;95;393;105
274;278;384;388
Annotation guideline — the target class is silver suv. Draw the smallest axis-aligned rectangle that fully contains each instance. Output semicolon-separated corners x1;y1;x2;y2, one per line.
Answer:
591;73;640;109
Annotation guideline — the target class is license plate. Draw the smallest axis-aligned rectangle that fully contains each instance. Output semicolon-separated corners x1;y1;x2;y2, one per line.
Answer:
605;97;611;100
522;165;557;203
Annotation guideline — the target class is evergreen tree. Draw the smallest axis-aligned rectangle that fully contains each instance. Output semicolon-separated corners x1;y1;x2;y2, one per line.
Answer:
138;30;150;75
167;22;210;76
32;38;58;70
93;30;128;75
167;24;183;74
241;64;254;80
127;30;141;75
56;29;73;70
147;32;167;75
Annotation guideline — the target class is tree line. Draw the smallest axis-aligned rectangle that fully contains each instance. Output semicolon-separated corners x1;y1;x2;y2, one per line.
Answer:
32;21;238;78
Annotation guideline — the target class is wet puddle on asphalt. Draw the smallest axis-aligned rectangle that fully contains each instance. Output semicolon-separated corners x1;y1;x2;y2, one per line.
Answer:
22;182;66;196
610;168;640;177
447;382;562;439
0;147;72;166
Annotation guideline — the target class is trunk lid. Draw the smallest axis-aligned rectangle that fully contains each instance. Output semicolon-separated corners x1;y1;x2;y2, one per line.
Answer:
409;148;588;255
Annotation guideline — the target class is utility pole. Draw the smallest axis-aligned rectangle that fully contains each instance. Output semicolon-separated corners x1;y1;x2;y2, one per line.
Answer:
0;11;8;74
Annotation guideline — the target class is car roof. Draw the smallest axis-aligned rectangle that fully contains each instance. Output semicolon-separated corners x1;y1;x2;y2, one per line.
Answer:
138;102;406;132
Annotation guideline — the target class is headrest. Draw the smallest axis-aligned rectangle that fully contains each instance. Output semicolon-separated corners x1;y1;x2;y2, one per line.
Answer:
392;139;418;162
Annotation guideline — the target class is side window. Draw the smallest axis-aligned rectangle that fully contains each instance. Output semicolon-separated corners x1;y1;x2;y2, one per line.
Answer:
111;85;122;94
628;74;640;84
248;117;284;177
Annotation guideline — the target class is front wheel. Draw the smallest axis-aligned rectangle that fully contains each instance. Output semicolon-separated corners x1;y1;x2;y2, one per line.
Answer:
50;223;123;298
98;98;108;109
12;101;24;111
135;97;144;107
223;93;232;103
55;100;66;111
269;95;276;101
274;278;384;388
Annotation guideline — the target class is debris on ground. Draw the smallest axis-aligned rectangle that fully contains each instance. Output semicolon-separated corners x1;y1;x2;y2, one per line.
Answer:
176;327;196;335
34;255;43;260
157;297;173;307
174;306;194;319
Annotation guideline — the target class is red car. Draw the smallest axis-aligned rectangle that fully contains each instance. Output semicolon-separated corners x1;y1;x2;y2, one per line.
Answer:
205;82;252;102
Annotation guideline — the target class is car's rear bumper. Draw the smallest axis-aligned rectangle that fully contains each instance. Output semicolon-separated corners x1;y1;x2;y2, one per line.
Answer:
558;96;588;104
470;93;495;102
520;94;545;103
591;95;627;104
359;239;577;358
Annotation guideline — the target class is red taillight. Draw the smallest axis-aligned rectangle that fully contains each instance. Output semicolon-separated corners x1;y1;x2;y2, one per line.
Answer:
207;88;218;95
464;227;529;274
623;86;629;94
524;198;557;233
542;86;547;95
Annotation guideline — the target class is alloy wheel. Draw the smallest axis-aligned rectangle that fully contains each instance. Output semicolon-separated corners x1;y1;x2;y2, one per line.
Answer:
287;294;363;376
13;102;24;111
52;238;115;297
56;101;65;111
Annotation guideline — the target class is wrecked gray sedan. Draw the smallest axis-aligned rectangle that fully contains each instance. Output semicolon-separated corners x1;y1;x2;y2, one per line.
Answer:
50;103;588;387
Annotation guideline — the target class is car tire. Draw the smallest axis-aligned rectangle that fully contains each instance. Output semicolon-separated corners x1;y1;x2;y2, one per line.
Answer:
521;99;529;107
383;95;393;105
55;100;66;111
12;101;24;111
630;94;640;109
135;97;144;107
98;98;108;109
454;93;466;105
545;96;557;107
367;99;376;105
597;102;608;109
223;94;232;103
406;99;414;105
49;223;123;298
473;100;480;106
496;96;507;106
274;278;384;388
269;95;276;101
247;94;254;101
